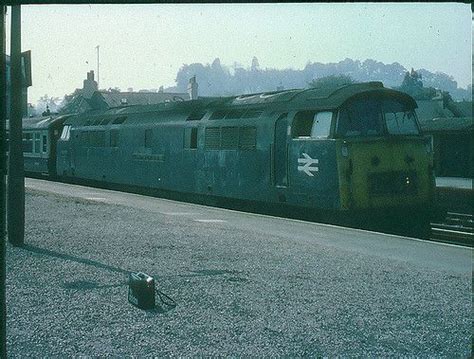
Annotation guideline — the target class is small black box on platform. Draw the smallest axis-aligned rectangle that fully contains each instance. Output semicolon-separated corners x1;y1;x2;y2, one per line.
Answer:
128;272;156;310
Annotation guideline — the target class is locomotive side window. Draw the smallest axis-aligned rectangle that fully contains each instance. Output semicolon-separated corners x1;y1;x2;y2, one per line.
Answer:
186;111;206;121
209;111;227;120
311;112;333;138
110;129;119;147
112;116;127;125
144;129;153;148
225;110;245;120
242;109;263;119
184;128;198;149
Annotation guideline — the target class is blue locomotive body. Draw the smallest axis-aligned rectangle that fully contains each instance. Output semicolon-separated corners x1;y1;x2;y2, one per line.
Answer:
23;83;435;226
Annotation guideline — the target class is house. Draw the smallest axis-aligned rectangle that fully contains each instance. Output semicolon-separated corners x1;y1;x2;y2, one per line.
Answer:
60;71;194;114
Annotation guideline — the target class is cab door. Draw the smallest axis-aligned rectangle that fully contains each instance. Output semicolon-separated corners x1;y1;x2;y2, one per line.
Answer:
274;113;289;187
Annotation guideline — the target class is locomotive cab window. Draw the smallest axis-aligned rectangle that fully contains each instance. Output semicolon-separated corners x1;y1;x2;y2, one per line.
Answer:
292;111;333;139
311;112;333;138
292;111;314;138
383;98;419;135
336;96;419;138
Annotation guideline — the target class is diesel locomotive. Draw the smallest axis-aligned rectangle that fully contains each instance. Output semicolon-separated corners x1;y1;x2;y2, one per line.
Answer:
23;82;436;232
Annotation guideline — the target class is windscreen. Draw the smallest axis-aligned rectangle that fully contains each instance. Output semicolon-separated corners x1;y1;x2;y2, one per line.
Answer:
336;95;419;137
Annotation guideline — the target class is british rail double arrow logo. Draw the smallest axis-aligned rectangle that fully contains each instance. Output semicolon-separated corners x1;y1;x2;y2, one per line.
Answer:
297;153;319;176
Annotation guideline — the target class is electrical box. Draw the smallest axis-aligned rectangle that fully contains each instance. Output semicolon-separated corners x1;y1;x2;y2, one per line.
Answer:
128;272;155;310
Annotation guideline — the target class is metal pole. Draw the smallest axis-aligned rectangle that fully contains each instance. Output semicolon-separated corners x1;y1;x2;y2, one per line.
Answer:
7;5;24;247
0;4;7;357
96;45;100;88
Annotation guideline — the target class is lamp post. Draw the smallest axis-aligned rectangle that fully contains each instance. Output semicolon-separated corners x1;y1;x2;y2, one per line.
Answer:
96;45;100;88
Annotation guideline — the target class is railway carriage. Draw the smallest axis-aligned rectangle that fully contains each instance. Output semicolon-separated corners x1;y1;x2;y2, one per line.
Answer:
54;82;436;230
19;114;72;176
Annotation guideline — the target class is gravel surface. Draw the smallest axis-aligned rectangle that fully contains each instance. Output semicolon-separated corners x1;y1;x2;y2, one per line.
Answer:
6;187;472;357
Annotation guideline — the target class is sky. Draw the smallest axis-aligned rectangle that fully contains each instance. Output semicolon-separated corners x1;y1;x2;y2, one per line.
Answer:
5;2;473;104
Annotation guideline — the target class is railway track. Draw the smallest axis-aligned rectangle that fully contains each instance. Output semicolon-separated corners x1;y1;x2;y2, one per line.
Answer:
431;212;473;247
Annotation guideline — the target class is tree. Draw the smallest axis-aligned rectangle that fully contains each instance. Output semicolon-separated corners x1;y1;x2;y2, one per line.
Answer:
35;94;62;115
308;74;355;90
251;56;260;71
398;68;437;100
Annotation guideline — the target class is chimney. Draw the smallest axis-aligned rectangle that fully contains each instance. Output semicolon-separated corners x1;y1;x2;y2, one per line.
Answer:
187;76;198;100
82;70;98;99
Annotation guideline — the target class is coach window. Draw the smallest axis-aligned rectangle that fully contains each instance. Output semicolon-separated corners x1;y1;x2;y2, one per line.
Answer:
34;133;41;153
311;112;333;138
145;129;153;148
42;134;48;153
184;127;198;149
22;133;33;153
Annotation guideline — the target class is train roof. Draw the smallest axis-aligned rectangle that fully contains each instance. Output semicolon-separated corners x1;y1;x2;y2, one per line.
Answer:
12;114;73;130
64;82;417;126
420;117;473;133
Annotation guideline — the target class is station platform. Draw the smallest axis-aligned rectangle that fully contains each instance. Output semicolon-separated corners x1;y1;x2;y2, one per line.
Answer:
5;178;472;357
436;177;473;214
436;177;473;191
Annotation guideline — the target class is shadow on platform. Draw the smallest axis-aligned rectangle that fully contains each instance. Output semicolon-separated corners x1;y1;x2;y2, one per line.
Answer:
21;244;129;275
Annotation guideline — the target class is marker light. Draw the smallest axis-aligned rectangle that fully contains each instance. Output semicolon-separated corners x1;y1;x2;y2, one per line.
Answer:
341;143;349;157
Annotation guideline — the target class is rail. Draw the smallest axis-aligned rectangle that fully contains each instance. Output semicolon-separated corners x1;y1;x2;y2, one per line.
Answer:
431;212;473;247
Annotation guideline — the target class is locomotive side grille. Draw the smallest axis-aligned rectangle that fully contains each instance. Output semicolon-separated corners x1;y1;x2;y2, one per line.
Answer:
205;127;220;149
221;127;239;149
239;126;257;150
368;171;418;196
204;126;257;150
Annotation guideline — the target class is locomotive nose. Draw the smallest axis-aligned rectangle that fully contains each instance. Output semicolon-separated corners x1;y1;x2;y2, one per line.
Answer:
337;138;432;211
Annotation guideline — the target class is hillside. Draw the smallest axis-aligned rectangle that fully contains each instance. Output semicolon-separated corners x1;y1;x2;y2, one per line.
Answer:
171;58;471;101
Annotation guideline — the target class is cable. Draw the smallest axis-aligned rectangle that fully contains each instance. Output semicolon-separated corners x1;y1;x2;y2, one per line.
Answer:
156;289;177;308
